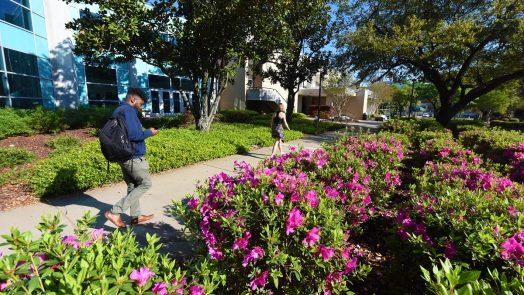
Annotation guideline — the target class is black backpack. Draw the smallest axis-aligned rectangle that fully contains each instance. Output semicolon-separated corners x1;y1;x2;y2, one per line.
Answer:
99;106;135;163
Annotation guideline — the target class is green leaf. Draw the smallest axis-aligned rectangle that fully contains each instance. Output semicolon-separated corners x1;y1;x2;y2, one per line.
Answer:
458;271;481;285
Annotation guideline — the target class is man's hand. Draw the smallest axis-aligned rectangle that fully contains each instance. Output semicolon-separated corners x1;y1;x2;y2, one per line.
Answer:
149;128;159;136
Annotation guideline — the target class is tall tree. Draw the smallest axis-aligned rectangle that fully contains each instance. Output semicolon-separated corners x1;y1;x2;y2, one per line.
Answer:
471;89;512;123
65;0;286;131
415;82;440;116
263;0;332;122
336;0;524;126
323;73;355;117
390;84;411;117
369;81;395;114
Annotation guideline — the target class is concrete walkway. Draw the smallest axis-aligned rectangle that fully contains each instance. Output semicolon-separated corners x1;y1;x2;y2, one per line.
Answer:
0;124;378;257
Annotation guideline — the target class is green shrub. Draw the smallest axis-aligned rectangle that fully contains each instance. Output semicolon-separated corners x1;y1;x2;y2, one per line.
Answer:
141;115;183;129
0;148;36;168
24;107;67;134
63;106;114;129
219;110;258;123
490;120;524;132
0;213;222;294
29;123;303;197
422;259;524;295
0;108;33;139
379;119;420;138
46;136;82;154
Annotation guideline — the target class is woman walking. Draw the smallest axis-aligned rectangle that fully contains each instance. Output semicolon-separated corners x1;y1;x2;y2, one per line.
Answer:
271;103;291;157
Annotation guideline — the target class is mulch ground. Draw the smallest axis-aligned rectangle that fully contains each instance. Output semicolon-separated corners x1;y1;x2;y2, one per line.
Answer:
0;128;96;211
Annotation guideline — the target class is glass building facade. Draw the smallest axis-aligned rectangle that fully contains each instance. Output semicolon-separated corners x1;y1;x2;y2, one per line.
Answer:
0;0;191;115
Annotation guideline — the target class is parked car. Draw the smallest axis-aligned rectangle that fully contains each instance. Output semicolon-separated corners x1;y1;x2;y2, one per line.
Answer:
422;113;430;118
376;114;388;121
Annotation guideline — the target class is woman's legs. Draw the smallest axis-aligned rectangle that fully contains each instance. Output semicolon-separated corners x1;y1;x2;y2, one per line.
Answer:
271;139;279;157
278;139;283;156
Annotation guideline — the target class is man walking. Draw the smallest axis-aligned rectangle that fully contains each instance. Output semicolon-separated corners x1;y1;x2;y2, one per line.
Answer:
105;88;158;228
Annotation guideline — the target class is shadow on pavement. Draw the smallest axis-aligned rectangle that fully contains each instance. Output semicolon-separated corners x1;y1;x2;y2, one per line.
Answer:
130;221;194;259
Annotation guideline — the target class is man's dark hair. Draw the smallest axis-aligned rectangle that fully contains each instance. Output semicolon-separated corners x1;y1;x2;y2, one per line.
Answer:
126;88;148;102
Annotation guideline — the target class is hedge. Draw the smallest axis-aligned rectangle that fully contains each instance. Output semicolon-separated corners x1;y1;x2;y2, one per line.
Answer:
0;108;33;139
29;123;303;197
490;120;524;132
0;148;36;169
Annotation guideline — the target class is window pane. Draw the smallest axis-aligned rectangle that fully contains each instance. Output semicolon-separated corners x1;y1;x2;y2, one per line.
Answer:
88;100;118;107
12;0;30;7
87;84;118;101
149;75;170;89
7;73;41;98
0;73;6;96
0;0;32;31
4;48;38;76
173;92;180;113
163;92;170;113
181;78;193;91
85;66;117;84
172;78;180;90
151;90;159;113
11;98;43;108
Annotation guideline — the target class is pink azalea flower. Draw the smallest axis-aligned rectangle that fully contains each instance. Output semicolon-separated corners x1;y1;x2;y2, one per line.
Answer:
208;246;224;260
189;285;205;295
316;245;335;261
129;267;155;287
188;196;199;210
275;192;284;205
444;241;457;260
303;227;321;247
152;282;169;295
500;236;524;264
90;228;107;241
344;257;358;274
305;190;319;208
324;187;339;199
0;281;7;291
233;231;251;251
286;207;304;235
290;191;301;203
242;247;265;267
62;235;81;249
171;278;186;294
250;270;269;291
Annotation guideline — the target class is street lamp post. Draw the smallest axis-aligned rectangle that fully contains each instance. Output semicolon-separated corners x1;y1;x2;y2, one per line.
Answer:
314;74;323;129
408;79;415;118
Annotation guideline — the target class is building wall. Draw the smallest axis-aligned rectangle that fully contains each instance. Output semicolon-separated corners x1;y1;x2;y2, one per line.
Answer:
340;89;369;120
219;64;247;111
0;0;54;108
0;0;192;114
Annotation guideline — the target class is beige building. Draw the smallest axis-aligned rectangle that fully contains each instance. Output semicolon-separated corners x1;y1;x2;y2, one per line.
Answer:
219;61;374;120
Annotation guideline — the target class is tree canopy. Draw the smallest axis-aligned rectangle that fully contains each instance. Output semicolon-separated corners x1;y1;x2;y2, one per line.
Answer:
336;0;524;126
66;0;288;131
263;0;333;122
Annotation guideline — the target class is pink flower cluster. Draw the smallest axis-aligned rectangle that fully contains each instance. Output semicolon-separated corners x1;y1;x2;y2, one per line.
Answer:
61;228;107;249
396;209;433;246
504;143;524;182
500;228;524;266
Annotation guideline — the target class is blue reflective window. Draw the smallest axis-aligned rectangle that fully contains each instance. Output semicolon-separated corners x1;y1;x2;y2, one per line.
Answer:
11;98;44;108
11;0;30;7
4;48;39;76
0;72;6;96
7;73;41;98
32;13;46;37
0;0;32;31
87;84;118;101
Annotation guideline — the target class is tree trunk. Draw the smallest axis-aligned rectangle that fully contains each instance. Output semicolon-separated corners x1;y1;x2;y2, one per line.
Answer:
435;104;456;127
286;91;295;123
481;110;492;124
197;115;212;132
